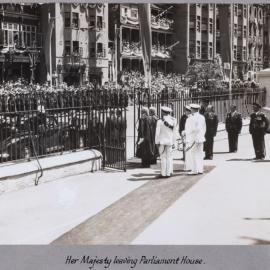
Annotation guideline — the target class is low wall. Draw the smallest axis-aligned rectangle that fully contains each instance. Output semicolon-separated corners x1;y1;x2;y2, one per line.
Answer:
0;149;102;195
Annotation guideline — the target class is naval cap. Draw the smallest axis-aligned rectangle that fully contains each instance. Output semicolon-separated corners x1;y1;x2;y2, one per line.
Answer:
185;105;191;111
189;103;200;109
161;106;172;113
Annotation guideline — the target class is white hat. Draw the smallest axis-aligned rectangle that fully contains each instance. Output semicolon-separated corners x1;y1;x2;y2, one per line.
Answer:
189;104;200;109
185;105;191;111
161;106;172;113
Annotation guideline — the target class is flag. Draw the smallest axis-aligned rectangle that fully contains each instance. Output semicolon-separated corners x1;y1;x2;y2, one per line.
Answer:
138;4;152;90
44;16;55;81
219;4;232;80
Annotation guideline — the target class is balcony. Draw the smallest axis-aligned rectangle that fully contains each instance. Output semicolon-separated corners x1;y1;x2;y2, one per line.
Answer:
121;41;172;59
63;54;82;66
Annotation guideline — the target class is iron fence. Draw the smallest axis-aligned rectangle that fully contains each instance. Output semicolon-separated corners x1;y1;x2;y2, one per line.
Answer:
134;88;266;153
0;91;128;171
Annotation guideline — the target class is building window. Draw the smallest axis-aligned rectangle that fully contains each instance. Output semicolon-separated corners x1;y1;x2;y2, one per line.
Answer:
234;24;237;36
234;4;237;16
243;6;247;18
65;12;71;27
209;47;213;58
89;16;95;28
243;26;247;38
97;16;103;29
243;47;246;60
196;40;201;58
79;47;83;56
73;41;79;54
72;12;79;28
196;16;200;32
131;9;138;18
233;45;237;60
209;18;213;34
97;42;103;57
237;25;242;37
65;41;71;55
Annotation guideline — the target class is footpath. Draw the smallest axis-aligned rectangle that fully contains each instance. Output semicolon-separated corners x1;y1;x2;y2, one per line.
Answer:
0;124;270;245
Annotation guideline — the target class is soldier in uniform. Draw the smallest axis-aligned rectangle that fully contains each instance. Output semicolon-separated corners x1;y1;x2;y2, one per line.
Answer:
155;106;178;178
225;104;242;153
249;103;269;160
204;105;218;160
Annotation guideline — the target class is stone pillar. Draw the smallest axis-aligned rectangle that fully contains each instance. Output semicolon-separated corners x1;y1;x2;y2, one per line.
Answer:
256;68;270;107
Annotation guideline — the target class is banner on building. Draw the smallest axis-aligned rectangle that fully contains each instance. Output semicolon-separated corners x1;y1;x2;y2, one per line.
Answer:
138;3;152;90
219;4;231;80
44;16;55;81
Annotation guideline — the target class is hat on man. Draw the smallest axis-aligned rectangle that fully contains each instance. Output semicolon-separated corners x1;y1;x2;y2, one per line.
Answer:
161;106;172;113
189;103;200;110
185;105;191;111
253;102;261;108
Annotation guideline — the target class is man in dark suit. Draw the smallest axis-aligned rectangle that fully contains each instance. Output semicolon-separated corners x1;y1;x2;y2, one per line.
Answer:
199;99;209;115
204;105;218;160
225;104;243;153
179;105;192;160
249;103;269;160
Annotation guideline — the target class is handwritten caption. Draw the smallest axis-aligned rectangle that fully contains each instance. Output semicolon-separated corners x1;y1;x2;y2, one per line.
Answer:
65;255;205;269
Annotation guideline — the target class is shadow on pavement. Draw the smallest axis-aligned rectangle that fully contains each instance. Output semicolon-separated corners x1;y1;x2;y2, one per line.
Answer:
240;236;270;245
244;217;270;220
226;158;254;161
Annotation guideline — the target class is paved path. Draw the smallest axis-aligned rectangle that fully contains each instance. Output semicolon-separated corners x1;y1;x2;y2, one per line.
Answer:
53;164;213;244
133;130;270;245
0;126;270;245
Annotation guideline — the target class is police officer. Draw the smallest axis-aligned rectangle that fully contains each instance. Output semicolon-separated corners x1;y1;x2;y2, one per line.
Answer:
249;103;269;160
225;104;242;153
155;106;178;178
204;105;218;160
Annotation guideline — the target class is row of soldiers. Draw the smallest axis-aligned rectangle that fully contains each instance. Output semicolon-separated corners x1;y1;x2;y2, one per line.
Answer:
137;100;269;178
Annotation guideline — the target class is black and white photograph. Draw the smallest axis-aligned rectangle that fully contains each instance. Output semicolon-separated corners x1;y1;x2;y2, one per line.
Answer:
0;2;270;249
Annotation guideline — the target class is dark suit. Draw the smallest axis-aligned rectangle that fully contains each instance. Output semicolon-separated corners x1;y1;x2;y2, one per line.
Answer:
204;112;218;159
179;114;188;160
225;111;242;152
249;111;269;159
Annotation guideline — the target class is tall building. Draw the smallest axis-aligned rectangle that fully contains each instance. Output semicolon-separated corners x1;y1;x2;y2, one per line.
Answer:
41;3;109;86
108;4;175;79
0;3;42;83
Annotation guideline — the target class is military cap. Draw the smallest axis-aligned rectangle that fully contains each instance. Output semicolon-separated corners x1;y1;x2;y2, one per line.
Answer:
185;105;191;111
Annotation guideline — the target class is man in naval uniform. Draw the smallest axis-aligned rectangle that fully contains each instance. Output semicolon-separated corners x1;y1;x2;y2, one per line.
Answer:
249;103;269;160
155;106;178;178
187;104;206;175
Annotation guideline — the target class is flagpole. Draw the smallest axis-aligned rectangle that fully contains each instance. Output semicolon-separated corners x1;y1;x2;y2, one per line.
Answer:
49;12;52;89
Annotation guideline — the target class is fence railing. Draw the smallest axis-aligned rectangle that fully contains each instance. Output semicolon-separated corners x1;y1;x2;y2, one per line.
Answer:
137;88;266;123
0;90;128;171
